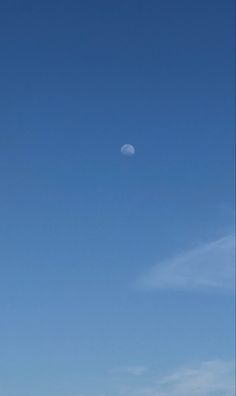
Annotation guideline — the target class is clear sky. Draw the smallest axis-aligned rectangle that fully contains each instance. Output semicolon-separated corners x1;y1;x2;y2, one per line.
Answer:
0;1;235;395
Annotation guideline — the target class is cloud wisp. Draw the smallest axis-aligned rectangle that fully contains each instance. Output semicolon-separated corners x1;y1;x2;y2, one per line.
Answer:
154;360;235;396
135;234;235;292
115;360;235;396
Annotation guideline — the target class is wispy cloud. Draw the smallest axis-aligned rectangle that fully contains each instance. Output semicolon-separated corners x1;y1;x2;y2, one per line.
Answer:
154;360;235;396
135;234;235;292
116;360;235;396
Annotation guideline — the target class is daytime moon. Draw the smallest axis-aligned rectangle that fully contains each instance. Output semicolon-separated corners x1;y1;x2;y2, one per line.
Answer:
121;144;135;157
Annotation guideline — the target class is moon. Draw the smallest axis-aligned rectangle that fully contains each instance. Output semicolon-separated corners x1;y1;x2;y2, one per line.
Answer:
121;144;135;157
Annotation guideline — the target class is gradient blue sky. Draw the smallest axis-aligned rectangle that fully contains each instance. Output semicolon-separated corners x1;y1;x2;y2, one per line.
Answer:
0;1;235;395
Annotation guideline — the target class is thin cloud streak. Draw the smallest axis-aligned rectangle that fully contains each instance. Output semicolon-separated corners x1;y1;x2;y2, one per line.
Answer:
135;234;235;292
116;360;235;396
154;360;235;396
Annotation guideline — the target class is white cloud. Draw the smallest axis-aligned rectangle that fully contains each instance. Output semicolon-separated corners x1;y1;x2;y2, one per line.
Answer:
135;234;235;292
116;360;235;396
154;360;235;396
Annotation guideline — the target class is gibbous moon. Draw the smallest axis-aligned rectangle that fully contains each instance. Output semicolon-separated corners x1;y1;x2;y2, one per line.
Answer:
121;144;135;157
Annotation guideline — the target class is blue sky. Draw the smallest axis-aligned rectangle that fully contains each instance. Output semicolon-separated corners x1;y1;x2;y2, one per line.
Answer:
0;0;235;395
